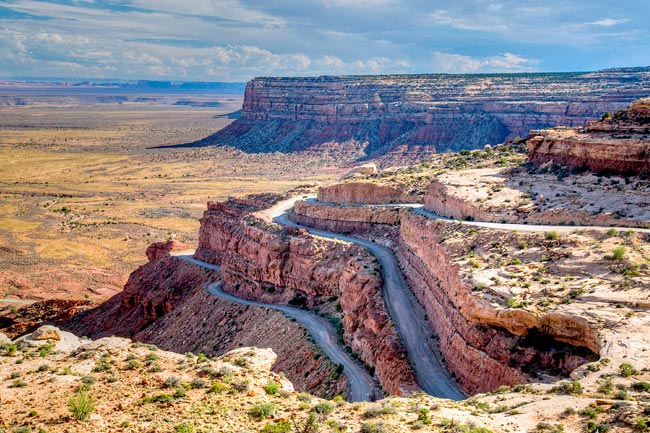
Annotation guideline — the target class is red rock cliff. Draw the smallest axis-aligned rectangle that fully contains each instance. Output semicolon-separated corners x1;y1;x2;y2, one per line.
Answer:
527;98;650;175
65;255;347;397
194;69;650;163
195;196;419;396
397;211;599;393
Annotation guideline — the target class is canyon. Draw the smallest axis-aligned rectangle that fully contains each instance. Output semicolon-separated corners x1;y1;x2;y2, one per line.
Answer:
193;68;650;163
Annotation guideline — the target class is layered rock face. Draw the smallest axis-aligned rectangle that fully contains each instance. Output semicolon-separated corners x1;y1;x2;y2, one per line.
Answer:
396;212;598;393
196;69;650;162
527;98;650;175
318;182;421;204
291;201;400;234
195;196;419;396
291;197;599;394
66;255;347;397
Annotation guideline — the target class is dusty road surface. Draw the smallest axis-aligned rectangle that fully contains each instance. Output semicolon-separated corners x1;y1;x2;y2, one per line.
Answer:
173;253;382;402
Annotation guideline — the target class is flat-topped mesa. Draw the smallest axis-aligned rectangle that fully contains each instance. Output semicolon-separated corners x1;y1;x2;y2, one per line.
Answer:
196;68;650;163
527;98;650;175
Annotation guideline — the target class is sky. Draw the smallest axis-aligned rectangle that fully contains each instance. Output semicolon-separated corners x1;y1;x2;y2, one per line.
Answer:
0;0;648;81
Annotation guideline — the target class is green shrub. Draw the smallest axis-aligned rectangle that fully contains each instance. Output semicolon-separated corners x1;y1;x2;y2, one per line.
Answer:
68;390;95;420
297;393;312;402
234;357;250;368
208;381;227;394
606;228;618;237
164;376;180;388
264;381;280;395
611;247;626;261
632;382;650;392
190;378;206;389
174;423;195;433
248;403;276;420
38;342;55;357
312;402;334;417
260;420;292;433
10;379;27;388
360;423;386;433
507;297;526;309
4;343;17;355
417;408;432;425
619;363;638;377
545;231;560;241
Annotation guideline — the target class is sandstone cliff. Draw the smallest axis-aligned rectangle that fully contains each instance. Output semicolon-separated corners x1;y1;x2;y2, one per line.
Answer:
66;255;347;397
318;182;420;204
193;69;650;163
527;98;650;175
194;195;419;396
290;199;599;394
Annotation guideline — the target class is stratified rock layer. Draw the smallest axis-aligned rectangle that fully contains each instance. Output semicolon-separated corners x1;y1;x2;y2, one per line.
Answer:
291;199;599;394
318;182;420;204
195;195;420;396
527;98;650;175
66;255;347;398
196;69;650;163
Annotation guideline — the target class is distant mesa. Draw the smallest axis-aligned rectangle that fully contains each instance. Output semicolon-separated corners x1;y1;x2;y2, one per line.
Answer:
175;68;650;165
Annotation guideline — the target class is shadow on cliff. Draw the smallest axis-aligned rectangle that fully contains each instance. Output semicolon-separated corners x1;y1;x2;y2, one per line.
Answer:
150;114;513;164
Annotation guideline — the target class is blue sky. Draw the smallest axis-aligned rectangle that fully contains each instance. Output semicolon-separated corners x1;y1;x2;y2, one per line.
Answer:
0;0;648;81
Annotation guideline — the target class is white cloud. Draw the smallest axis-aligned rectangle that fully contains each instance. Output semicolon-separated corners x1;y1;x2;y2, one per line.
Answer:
591;18;630;26
431;51;538;73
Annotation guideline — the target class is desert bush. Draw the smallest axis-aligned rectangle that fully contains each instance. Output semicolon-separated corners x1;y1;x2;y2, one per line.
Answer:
619;363;638;377
174;423;195;433
260;420;292;433
264;381;280;395
611;247;626;261
208;381;227;394
360;423;386;433
164;376;180;388
68;390;95;420
312;402;334;417
545;231;560;241
191;378;206;389
248;403;276;420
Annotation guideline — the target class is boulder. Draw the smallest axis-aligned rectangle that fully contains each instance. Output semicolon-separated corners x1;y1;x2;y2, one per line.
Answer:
0;332;11;345
31;325;62;341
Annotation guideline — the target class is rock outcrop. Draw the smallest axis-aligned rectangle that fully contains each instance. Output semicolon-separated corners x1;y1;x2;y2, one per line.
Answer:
194;195;419;396
291;201;401;234
193;69;650;163
527;98;650;175
31;325;62;341
318;182;420;204
145;240;192;261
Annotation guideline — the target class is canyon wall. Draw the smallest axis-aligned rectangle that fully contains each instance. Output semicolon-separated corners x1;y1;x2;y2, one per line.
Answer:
194;68;650;163
291;201;400;234
527;98;650;175
317;182;421;204
65;255;347;397
194;196;420;396
291;197;600;394
396;211;599;393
